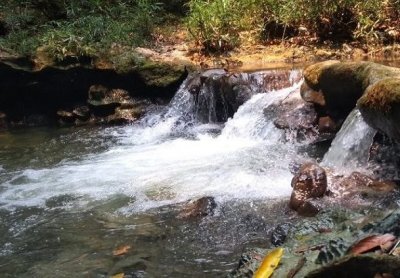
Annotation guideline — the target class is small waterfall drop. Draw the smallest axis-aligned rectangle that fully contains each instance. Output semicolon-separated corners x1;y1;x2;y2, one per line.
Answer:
322;109;376;172
0;69;304;212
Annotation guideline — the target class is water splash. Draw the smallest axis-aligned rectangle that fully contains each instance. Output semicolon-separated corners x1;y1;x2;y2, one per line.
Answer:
0;70;303;211
322;109;376;172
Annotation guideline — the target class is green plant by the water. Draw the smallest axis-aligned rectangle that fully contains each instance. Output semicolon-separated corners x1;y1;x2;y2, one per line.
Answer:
0;0;164;60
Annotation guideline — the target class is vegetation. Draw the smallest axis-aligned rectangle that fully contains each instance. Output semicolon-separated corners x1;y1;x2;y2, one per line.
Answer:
0;0;165;59
0;0;399;57
186;0;400;52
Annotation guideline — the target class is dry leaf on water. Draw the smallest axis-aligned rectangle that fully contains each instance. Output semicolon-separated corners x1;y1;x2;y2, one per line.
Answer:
348;234;396;255
112;245;131;256
111;273;124;278
253;247;284;278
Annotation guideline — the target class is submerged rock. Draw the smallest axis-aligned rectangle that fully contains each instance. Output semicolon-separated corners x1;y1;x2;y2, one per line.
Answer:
271;223;292;246
290;163;327;216
178;197;217;219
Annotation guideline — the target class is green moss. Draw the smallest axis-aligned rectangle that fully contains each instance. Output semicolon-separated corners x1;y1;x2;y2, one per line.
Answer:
137;61;186;88
303;60;340;90
358;78;400;113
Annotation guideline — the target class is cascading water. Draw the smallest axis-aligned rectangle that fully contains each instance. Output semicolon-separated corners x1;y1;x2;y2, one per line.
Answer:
0;69;308;277
322;109;376;172
0;71;303;211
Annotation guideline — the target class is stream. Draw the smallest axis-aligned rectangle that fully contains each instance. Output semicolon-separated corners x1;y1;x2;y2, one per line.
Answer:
0;69;375;277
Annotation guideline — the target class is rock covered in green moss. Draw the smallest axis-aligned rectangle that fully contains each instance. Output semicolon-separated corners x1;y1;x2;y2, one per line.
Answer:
358;78;400;142
302;61;400;120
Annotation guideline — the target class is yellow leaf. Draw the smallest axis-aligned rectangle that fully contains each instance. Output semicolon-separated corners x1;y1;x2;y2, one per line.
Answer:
111;273;124;278
253;247;284;278
112;245;131;256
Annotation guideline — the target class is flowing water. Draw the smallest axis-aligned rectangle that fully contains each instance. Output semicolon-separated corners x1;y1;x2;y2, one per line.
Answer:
0;69;355;277
322;109;376;173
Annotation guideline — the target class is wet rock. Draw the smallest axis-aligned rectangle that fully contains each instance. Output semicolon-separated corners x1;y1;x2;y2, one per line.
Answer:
72;105;90;121
178;197;217;219
306;254;400;278
106;106;143;125
273;97;318;140
318;116;337;134
290;163;327;214
297;199;323;217
57;109;75;124
337;172;396;199
315;238;348;265
88;85;133;117
271;223;291;246
0;112;7;131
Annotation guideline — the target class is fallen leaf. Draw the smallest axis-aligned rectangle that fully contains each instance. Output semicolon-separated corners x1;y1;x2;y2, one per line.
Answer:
254;247;284;278
113;245;131;256
111;273;124;278
348;234;396;255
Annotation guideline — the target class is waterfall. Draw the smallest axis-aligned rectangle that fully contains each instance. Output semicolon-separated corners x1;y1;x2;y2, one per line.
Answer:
0;69;304;211
322;109;376;172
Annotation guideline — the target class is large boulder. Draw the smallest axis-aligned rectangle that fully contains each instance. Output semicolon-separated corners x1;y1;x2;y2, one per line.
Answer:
302;61;400;121
357;78;400;142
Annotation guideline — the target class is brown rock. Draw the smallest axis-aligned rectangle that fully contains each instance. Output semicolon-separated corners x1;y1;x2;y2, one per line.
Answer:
274;98;318;130
178;197;217;219
300;82;326;107
318;116;337;133
290;163;327;212
297;200;322;217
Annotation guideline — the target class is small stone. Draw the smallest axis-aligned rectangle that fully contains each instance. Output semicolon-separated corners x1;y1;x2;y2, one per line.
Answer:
178;197;217;219
271;223;291;246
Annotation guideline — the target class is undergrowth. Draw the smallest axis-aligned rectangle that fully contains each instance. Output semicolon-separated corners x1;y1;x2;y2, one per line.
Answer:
0;0;165;60
0;0;399;57
186;0;400;52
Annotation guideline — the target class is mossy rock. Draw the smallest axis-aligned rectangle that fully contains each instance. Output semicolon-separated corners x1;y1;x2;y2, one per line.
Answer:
303;60;340;90
357;78;400;142
135;60;187;88
303;61;400;120
306;254;400;278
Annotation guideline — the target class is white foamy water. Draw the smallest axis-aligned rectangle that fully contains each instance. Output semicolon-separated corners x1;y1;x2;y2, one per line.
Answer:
322;109;376;172
0;71;303;211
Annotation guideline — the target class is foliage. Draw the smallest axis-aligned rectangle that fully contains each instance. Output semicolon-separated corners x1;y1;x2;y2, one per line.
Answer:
0;0;164;60
0;0;399;57
186;0;400;52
